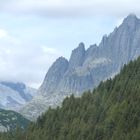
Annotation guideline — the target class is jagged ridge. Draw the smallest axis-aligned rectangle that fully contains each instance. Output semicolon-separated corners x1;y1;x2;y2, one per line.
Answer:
21;14;140;120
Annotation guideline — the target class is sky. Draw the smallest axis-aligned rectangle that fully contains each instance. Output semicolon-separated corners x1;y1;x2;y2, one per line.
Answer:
0;0;139;88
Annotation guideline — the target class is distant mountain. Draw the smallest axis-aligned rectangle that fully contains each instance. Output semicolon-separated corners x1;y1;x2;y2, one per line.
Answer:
21;14;140;120
0;82;37;111
4;51;140;140
0;109;30;132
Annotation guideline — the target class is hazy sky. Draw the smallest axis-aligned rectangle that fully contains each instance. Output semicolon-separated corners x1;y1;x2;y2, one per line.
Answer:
0;0;139;88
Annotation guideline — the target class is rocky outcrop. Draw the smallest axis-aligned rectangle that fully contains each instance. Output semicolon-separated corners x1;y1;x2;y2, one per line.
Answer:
69;42;86;68
39;57;69;96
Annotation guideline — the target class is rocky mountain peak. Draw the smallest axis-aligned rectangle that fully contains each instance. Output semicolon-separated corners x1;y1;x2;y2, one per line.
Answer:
122;14;139;29
124;14;137;21
39;56;69;95
78;42;85;49
69;42;85;68
71;42;85;55
54;56;69;66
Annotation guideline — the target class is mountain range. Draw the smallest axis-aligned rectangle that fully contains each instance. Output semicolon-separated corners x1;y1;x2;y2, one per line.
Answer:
0;82;36;111
20;14;140;120
3;46;140;140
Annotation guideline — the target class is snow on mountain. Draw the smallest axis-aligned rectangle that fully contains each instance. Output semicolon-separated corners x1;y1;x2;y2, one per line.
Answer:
0;82;37;111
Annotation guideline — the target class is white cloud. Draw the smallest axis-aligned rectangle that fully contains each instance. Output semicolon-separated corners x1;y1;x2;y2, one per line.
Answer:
0;29;20;45
0;29;61;88
0;29;8;38
0;0;140;18
41;45;60;55
0;0;139;88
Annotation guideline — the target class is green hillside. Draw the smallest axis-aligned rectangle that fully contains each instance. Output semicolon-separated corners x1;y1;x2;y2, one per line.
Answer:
0;109;30;132
1;57;140;140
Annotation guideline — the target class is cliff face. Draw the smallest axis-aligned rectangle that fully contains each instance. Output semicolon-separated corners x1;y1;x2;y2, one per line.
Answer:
39;14;140;95
39;57;69;96
20;14;140;120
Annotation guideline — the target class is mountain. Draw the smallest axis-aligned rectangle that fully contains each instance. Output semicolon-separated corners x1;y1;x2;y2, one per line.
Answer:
3;52;140;140
21;14;140;120
0;109;30;132
0;82;37;111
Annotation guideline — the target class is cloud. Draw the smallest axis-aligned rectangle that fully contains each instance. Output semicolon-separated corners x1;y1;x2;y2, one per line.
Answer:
0;29;8;38
0;0;140;18
0;29;20;45
41;45;60;55
0;0;139;88
0;29;61;88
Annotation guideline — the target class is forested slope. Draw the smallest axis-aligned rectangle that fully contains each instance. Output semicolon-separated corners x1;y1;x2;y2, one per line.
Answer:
1;57;140;140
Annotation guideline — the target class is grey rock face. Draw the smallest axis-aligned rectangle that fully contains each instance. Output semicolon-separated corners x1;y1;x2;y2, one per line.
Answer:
69;42;86;68
21;14;140;120
39;57;69;96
